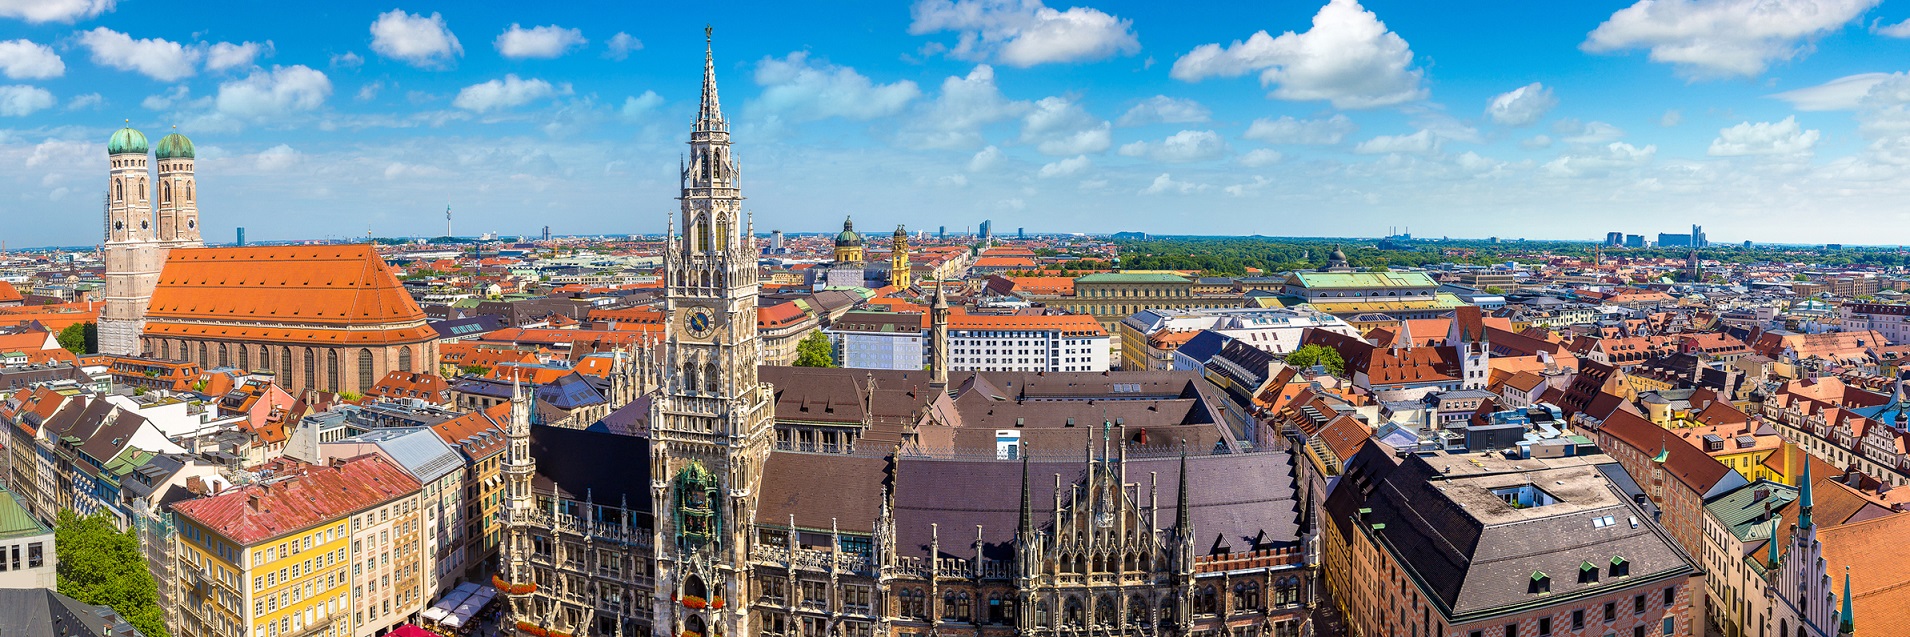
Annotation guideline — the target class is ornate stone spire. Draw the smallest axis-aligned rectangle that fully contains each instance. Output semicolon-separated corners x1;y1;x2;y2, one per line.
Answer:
1174;441;1191;536
696;25;725;132
1017;449;1033;539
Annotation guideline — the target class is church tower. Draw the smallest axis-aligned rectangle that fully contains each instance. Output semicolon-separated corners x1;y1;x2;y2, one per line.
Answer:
499;381;538;621
153;128;202;246
834;217;864;264
890;225;911;289
100;124;163;356
651;28;776;637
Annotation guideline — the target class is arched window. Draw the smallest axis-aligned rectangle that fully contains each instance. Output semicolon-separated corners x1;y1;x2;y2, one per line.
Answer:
277;347;290;381
137;177;146;201
1127;595;1148;626
714;216;730;253
942;591;959;621
218;343;229;368
705;361;720;394
237;345;249;371
398;346;413;373
691;216;708;253
326;349;339;391
1195;587;1217;615
357;349;374;392
258;347;270;374
186;183;193;202
304;349;315;387
198;342;208;365
162;182;172;205
1063;597;1084;628
1095;595;1114;627
683;361;698;393
159;341;170;359
114;180;123;202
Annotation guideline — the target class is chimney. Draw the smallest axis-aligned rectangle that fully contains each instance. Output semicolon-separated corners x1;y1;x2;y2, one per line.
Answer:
247;492;262;512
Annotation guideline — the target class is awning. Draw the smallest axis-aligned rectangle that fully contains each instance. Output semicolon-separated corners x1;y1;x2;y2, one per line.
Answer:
423;582;482;622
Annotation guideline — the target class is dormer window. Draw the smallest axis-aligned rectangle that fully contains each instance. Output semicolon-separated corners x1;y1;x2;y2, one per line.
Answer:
1579;562;1599;583
1529;571;1551;594
1610;556;1630;578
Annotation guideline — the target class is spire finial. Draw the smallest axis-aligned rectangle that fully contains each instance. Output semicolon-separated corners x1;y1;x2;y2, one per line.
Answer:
705;24;712;43
696;25;724;129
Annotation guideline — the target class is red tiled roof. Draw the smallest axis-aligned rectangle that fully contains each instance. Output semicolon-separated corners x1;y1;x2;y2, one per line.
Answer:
949;313;1106;336
172;455;420;545
0;281;21;303
144;245;435;345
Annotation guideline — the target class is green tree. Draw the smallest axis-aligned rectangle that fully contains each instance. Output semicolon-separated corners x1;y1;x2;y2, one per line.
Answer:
1285;344;1346;377
57;322;91;355
55;510;168;637
794;331;837;368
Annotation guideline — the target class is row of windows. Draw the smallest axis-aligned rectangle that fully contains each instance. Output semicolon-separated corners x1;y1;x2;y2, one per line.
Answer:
154;341;417;392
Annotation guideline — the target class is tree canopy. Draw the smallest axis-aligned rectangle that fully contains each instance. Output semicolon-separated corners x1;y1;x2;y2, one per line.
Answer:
56;322;91;355
794;331;836;368
55;510;168;637
1284;344;1346;377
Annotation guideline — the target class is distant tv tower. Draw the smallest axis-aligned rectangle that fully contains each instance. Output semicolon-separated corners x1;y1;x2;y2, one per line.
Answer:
445;204;452;238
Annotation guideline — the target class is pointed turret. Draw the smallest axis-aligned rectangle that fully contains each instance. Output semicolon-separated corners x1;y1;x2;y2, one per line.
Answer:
1840;566;1856;636
1800;459;1815;531
930;280;950;388
1766;516;1781;567
1174;442;1191;536
1017;451;1033;539
696;25;725;132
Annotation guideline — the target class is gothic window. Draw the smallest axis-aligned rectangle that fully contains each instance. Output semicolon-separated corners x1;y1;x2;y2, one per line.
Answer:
1095;595;1114;626
357;349;375;392
327;349;340;391
1063;597;1084;628
398;346;413;373
1274;578;1299;606
237;345;249;371
114;180;123;202
715;216;730;253
1127;595;1148;626
1196;586;1217;616
199;342;208;365
1035;600;1051;626
691;216;708;253
705;361;720;394
161;182;171;205
258;347;271;374
159;341;170;359
304;349;315;385
138;178;147;201
1237;582;1260;610
187;183;194;202
684;361;699;393
942;591;959;621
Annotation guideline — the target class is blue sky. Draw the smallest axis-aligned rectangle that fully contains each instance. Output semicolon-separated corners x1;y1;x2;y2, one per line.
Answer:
5;0;1910;248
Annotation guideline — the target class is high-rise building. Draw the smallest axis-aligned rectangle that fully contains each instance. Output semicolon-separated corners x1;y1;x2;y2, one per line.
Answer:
1625;234;1646;248
236;227;246;246
938;225;946;240
1692;224;1706;248
1017;227;1025;240
542;225;551;241
979;219;992;242
100;125;203;356
769;229;783;252
1605;231;1624;246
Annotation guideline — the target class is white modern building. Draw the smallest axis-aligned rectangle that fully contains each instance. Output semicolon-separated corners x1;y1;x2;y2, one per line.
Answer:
948;313;1109;372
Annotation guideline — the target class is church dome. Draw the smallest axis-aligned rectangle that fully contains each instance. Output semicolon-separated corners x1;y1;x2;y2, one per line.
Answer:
835;217;862;246
154;131;195;160
108;126;149;155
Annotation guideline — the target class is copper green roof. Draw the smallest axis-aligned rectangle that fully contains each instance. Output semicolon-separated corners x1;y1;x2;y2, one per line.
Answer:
154;131;194;159
1287;271;1438;289
0;485;48;540
108;126;148;155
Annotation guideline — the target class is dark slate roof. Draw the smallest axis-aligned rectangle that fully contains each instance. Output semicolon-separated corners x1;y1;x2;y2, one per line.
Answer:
1175;330;1232;367
0;588;141;637
891;449;1301;561
756;451;889;533
529;424;652;524
430;315;506;339
586;395;651;437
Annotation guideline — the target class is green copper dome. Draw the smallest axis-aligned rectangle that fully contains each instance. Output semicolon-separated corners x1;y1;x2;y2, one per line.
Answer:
154;131;194;160
107;126;148;155
835;216;863;246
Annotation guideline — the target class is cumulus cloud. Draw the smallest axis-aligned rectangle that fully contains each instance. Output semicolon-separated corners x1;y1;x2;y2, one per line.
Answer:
751;51;920;121
65;92;100;110
1118;129;1230;162
206;40;270;72
370;9;462;68
1879;18;1910;37
1038;154;1090;177
77;28;199;81
1708;115;1820;156
1020;96;1110;155
967;145;1004;172
0;84;53;116
897;65;1029;149
253;144;300;171
1543;142;1656;177
620;90;662;118
1485;82;1556;126
1139;172;1207;195
1238;148;1282;167
1353;129;1438;155
1243;114;1355;144
216;65;331;119
605;32;642;60
1770;73;1893;111
1170;0;1425;109
1115;95;1210;126
141;85;190;110
330;52;363;69
1582;0;1877;78
1556;119;1625;144
909;0;1140;67
495;24;586;59
0;0;112;23
0;39;61;79
452;74;560;112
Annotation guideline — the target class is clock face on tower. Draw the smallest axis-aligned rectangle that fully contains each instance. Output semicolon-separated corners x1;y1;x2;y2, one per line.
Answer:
685;307;716;339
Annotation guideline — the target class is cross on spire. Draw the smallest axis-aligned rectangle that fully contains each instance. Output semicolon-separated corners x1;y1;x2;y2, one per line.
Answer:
697;25;725;132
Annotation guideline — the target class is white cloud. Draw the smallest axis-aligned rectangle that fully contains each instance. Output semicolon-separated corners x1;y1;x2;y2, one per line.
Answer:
898;65;1029;149
0;0;112;23
1115;95;1210;126
1170;0;1425;109
370;9;462;69
216;65;331;119
1543;142;1656;177
1661;109;1682;126
1038;154;1090;177
1238;148;1282;167
1353;129;1437;155
330;52;363;69
495;24;586;59
1118;129;1230;162
967;145;1004;172
1708;115;1820;156
452;74;559;112
620;90;662;118
1242;114;1355;144
65;92;99;110
1582;0;1877;78
1770;73;1893;111
1879;18;1910;37
1139;172;1207;195
206;41;270;72
1556;119;1625;144
908;0;1140;67
141;85;189;110
253;144;300;171
76;28;199;81
1485;82;1556;126
0;84;53;116
356;81;381;101
605;32;642;60
0;39;62;79
1521;134;1553;149
1020;96;1110;155
751;51;920;121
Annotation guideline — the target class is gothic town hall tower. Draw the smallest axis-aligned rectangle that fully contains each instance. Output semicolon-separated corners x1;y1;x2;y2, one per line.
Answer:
650;28;776;637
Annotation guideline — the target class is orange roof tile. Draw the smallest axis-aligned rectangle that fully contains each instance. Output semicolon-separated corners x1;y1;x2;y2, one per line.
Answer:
0;281;20;304
949;313;1106;336
144;245;434;345
172;455;419;545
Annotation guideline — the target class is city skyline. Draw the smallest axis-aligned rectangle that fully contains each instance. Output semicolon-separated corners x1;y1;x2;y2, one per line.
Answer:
5;0;1910;248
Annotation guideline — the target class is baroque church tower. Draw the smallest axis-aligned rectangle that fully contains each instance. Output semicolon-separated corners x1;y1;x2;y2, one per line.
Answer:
651;28;776;637
101;124;202;356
